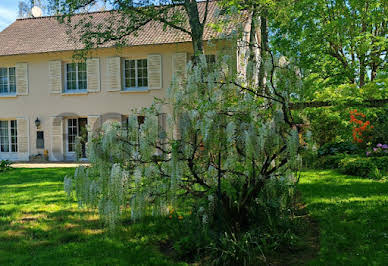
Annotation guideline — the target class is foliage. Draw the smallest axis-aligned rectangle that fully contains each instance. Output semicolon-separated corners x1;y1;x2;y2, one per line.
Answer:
65;52;302;232
208;230;266;265
311;154;345;170
0;160;12;172
304;108;350;146
369;108;388;145
317;141;360;157
164;209;212;261
272;0;387;93
299;170;388;265
339;157;381;179
62;12;304;262
269;0;387;151
370;156;388;174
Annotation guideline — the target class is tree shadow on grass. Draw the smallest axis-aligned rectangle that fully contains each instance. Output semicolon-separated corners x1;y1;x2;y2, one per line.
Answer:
299;170;388;265
0;168;180;265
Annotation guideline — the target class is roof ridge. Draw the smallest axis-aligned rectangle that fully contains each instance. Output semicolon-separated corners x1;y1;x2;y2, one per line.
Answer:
16;9;114;21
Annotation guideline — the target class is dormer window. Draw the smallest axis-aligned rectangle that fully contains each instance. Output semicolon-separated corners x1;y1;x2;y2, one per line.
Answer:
0;67;16;95
65;63;87;92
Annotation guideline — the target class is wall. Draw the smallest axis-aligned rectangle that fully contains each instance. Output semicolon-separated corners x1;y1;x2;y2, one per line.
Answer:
0;42;229;161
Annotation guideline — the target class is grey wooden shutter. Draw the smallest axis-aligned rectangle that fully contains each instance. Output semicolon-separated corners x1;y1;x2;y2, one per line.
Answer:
147;54;162;90
87;58;100;92
106;57;121;91
172;53;187;82
48;60;62;93
50;116;63;161
16;118;29;153
16;63;29;95
87;115;100;139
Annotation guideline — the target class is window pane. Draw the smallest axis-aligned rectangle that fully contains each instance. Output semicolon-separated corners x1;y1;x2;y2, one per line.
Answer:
0;121;9;152
137;59;148;88
8;68;16;93
68;119;78;152
124;60;137;88
78;63;87;90
10;120;17;152
0;68;8;93
66;63;77;91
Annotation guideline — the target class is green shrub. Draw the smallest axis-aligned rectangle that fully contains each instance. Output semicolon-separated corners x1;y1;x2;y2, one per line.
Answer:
0;160;12;172
370;157;388;174
339;157;381;179
312;154;345;169
318;141;360;157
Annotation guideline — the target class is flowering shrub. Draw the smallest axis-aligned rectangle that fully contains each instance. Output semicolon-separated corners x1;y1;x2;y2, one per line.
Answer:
349;109;373;144
366;143;388;157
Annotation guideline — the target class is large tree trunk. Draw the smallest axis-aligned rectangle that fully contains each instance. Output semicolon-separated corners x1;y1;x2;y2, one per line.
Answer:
184;0;204;57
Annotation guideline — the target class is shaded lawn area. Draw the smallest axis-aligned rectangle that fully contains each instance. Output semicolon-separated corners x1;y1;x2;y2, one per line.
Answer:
0;168;184;266
299;170;388;265
1;168;387;265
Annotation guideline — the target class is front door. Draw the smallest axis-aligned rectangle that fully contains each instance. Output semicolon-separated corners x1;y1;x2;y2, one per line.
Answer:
67;118;88;159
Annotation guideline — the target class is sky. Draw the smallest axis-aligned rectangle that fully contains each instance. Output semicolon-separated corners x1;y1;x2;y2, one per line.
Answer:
0;0;19;31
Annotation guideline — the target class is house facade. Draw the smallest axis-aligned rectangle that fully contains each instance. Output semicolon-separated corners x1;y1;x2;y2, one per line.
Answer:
0;3;248;162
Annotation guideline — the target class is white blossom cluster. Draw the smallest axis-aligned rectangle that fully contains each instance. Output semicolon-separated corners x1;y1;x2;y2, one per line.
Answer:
64;51;303;230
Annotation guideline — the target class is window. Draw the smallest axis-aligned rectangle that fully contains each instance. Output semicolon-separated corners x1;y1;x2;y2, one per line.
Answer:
0;67;16;94
0;120;17;153
67;118;88;157
124;59;148;90
65;63;87;91
67;118;78;152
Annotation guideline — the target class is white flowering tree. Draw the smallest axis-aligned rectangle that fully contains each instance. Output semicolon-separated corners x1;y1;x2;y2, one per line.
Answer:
64;43;303;231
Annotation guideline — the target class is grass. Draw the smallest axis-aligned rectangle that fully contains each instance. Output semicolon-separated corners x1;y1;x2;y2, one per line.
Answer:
0;168;184;266
1;168;387;265
299;170;388;265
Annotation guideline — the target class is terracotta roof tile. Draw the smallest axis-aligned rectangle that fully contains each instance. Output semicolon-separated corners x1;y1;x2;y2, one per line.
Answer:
0;1;224;56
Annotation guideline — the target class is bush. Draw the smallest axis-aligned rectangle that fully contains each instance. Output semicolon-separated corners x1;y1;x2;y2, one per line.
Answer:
370;157;388;174
312;154;345;169
318;141;360;157
0;160;12;172
339;157;381;179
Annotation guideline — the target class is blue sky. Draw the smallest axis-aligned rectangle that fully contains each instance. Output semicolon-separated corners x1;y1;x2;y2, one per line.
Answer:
0;0;19;31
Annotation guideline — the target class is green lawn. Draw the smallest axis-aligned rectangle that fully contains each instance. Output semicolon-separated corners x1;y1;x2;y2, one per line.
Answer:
0;168;183;266
1;168;387;265
299;170;388;265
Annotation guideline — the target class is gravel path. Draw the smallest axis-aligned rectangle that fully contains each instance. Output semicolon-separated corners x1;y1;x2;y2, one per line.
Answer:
12;162;89;168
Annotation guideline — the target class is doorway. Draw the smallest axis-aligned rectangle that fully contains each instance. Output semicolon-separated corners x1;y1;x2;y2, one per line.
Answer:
67;118;88;159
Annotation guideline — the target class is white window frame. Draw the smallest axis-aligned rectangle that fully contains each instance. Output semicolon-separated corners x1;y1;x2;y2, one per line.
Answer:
0;67;16;95
123;59;149;91
0;120;18;153
66;118;78;154
66;118;89;159
64;63;87;93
